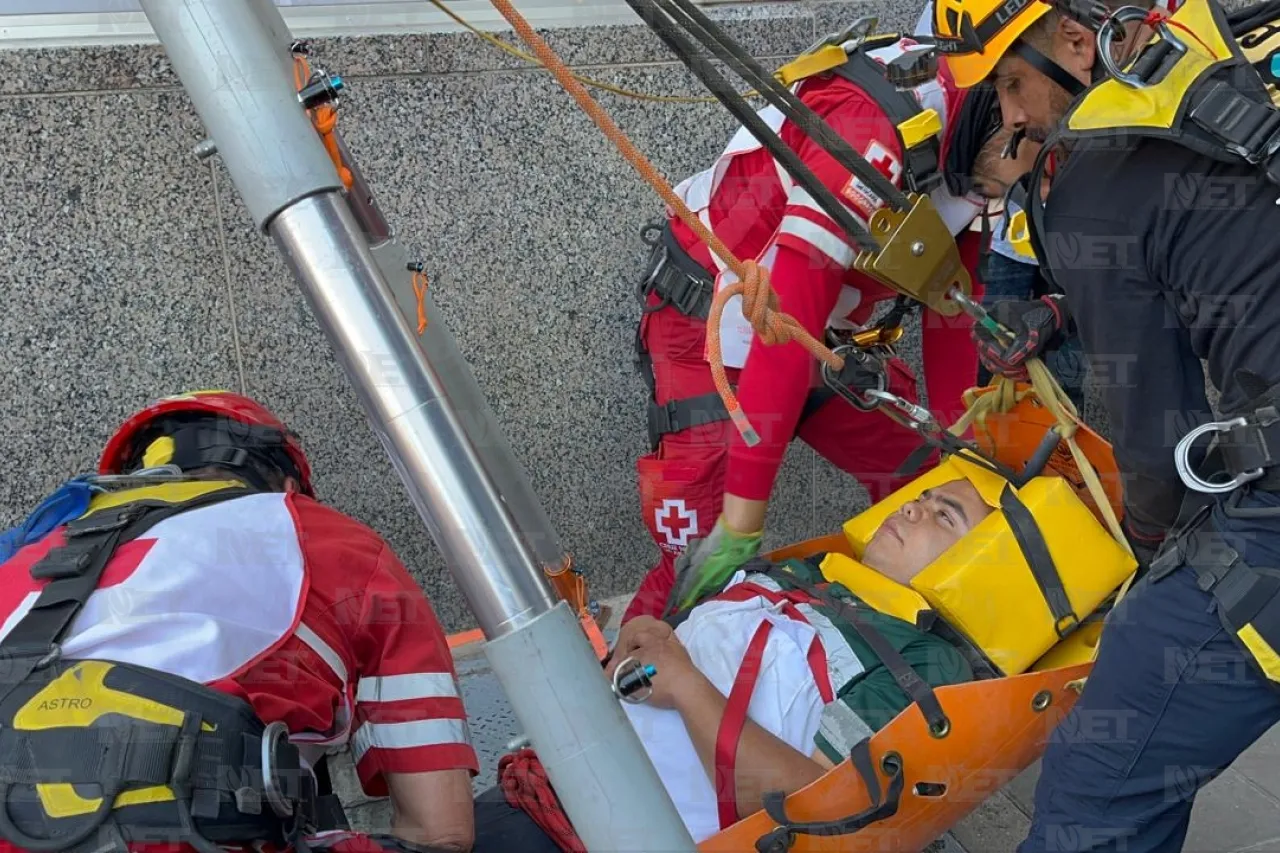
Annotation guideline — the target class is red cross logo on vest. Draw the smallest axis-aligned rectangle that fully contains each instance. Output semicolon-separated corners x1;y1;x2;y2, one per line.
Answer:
841;141;902;222
655;498;698;550
0;531;156;629
865;140;903;184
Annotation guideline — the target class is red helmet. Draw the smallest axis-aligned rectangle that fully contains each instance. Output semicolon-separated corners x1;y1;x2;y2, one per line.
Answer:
99;390;315;497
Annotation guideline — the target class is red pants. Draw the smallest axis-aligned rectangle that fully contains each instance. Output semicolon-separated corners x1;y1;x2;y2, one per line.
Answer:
624;301;936;624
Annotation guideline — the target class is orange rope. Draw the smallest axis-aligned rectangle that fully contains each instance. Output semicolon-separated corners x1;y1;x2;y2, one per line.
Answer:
484;0;844;446
292;54;354;190
411;270;430;334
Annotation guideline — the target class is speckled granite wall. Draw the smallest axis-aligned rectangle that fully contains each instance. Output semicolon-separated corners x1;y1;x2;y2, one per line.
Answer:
1;0;942;633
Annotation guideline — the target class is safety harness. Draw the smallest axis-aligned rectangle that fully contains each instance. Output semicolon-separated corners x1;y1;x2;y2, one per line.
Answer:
0;483;322;853
1148;372;1280;686
632;28;960;451
1009;0;1280;286
989;0;1280;686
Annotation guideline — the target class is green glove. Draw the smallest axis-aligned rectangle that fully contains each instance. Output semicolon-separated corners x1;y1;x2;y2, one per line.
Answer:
669;516;764;614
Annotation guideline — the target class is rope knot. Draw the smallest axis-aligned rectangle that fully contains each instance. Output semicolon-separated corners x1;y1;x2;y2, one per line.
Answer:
739;260;789;346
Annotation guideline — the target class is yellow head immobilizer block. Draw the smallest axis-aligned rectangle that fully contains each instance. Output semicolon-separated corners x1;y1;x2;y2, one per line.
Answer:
830;456;1136;675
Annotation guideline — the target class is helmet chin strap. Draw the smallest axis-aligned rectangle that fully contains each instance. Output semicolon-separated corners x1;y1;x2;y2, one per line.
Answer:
1010;40;1088;97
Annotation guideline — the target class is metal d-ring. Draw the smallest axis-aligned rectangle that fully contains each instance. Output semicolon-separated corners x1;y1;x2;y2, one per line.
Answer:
1174;417;1265;494
261;721;295;819
1098;5;1187;88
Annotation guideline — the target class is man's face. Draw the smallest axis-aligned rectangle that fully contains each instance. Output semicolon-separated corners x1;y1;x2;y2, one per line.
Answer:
992;53;1079;143
991;17;1100;143
860;479;995;585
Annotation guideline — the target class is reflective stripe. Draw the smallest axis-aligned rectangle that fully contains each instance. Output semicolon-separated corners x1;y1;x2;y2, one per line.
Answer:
817;702;874;760
778;215;856;268
352;718;472;763
356;672;459;703
295;622;349;686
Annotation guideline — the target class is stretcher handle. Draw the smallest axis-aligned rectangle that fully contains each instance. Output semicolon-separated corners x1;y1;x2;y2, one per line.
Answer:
754;743;904;852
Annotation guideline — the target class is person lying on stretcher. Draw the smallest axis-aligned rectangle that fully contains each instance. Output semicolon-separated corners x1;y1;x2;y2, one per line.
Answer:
476;475;996;851
605;476;993;841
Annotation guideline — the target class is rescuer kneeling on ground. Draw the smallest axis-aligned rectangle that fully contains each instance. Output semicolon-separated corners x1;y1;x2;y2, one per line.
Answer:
0;391;479;853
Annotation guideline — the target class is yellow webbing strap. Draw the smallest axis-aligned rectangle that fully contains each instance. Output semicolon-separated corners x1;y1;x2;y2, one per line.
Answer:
947;359;1137;670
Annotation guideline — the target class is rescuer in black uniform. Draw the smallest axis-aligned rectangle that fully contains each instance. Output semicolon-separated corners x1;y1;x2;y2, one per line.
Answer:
932;0;1280;849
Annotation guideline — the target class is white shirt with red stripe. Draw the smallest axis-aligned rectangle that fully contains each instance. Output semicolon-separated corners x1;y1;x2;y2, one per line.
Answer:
621;571;864;843
0;490;478;806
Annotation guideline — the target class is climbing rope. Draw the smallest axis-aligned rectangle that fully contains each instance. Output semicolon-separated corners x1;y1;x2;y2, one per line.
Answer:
482;0;1134;654
486;0;840;448
499;749;586;853
423;0;759;105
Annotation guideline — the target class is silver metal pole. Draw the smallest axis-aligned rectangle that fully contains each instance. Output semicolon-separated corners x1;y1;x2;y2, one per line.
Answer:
245;0;572;573
140;2;696;849
268;192;558;633
141;0;339;232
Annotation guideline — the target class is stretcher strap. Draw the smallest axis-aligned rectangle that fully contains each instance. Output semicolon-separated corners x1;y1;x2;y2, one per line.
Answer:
755;738;903;853
716;621;773;830
712;582;836;829
1000;484;1078;637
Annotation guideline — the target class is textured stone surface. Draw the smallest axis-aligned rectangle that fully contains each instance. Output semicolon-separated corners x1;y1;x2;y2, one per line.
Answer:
0;89;240;528
212;62;777;632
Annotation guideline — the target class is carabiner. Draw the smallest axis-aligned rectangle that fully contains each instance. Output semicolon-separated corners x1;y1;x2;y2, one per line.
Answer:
1174;417;1265;494
1098;5;1187;88
822;345;888;412
863;388;936;430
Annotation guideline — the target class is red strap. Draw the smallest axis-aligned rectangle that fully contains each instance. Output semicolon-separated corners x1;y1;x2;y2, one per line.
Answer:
716;620;773;829
715;583;835;701
710;579;839;828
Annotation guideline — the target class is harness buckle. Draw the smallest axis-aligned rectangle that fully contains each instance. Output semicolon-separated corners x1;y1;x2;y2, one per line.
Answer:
1188;81;1280;169
1175;417;1266;494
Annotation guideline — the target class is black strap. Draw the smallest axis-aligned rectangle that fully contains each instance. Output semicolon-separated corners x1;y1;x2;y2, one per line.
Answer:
1000;484;1079;638
894;442;939;480
831;50;943;194
1216;407;1280;477
649;393;731;441
638;225;718;320
822;594;952;735
623;0;898;254
166;423;297;494
1011;41;1086;97
754;738;903;853
0;487;257;704
1187;81;1280;185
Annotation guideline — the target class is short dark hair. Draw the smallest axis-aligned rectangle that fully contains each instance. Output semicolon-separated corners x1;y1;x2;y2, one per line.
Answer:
1017;0;1157;55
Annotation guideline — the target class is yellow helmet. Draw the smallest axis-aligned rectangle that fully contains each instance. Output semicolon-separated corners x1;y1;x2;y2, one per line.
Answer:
933;0;1054;88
